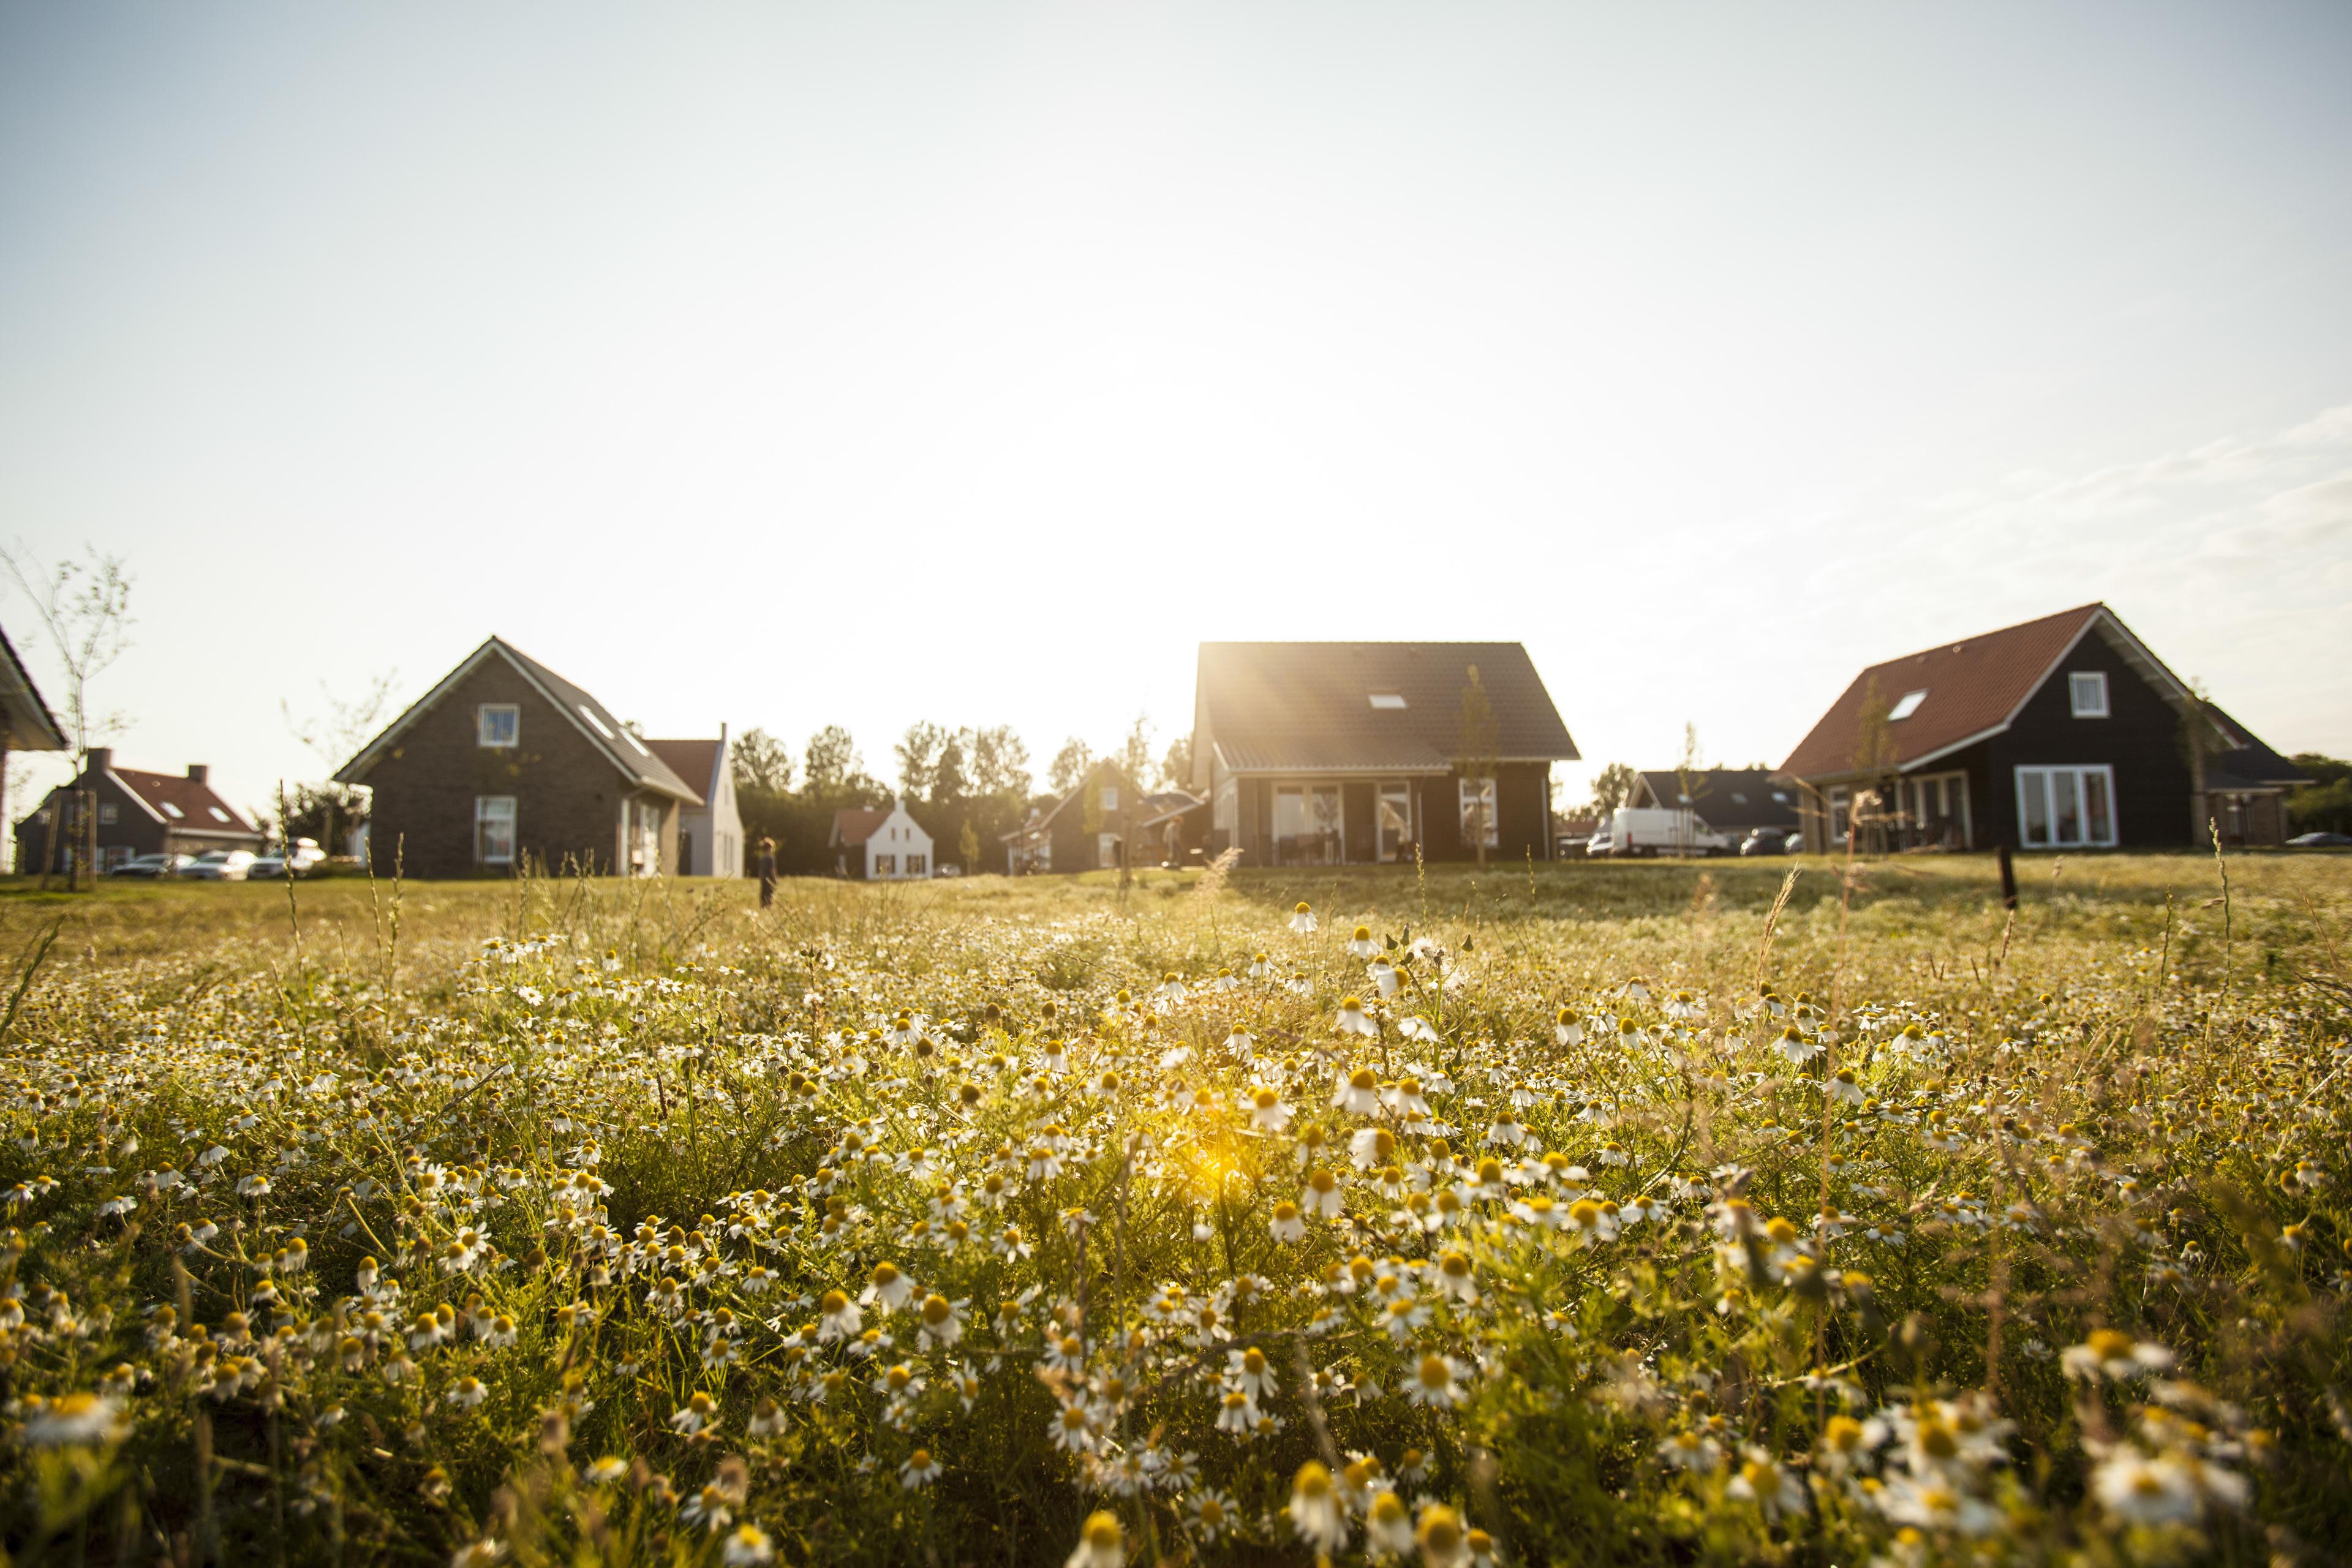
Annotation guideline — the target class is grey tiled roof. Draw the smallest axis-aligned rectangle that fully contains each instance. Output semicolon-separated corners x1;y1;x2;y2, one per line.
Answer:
1199;642;1577;776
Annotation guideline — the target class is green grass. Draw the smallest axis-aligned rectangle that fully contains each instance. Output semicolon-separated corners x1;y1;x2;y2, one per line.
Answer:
0;854;2346;1567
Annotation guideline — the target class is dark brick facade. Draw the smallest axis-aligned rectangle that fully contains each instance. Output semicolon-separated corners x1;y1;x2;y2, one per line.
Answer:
1224;762;1551;866
358;658;675;879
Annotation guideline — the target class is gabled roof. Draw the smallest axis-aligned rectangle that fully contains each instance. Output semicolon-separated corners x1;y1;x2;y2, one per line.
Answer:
1137;790;1205;831
645;738;723;802
0;624;66;751
831;807;892;847
1779;603;2282;782
1630;769;1801;832
1197;642;1578;776
336;636;702;804
2206;718;2306;791
110;767;262;838
1000;759;1141;842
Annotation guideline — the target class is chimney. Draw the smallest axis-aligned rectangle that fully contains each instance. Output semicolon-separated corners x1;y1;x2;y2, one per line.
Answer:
186;764;209;784
86;747;113;774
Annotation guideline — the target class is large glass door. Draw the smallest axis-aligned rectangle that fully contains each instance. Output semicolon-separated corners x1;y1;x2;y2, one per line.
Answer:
1377;782;1414;862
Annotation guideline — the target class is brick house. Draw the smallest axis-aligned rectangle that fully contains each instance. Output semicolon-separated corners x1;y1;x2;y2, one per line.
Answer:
13;751;263;873
1001;760;1155;875
1190;642;1580;865
645;729;745;878
336;636;705;879
1781;603;2305;853
831;802;933;879
1;623;67;861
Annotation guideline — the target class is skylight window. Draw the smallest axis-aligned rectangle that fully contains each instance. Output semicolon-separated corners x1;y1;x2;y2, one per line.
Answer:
576;704;616;741
622;730;652;757
160;802;183;819
1888;689;1928;722
1368;693;1408;710
208;806;231;823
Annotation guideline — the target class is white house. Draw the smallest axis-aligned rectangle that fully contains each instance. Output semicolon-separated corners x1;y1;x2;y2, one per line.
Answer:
830;801;933;880
647;728;745;879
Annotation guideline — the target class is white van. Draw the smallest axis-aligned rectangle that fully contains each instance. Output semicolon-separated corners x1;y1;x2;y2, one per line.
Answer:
1590;807;1734;858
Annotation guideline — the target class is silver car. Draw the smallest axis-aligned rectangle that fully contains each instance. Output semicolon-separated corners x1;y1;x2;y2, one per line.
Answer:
180;850;257;881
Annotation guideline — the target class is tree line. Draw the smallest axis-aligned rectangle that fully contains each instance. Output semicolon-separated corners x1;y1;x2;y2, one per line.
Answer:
731;717;1195;876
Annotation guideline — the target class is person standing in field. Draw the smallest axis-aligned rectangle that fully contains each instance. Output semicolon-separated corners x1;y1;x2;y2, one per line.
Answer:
756;837;777;908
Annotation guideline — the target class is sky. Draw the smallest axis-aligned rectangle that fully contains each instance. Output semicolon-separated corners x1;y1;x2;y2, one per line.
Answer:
2;1;2348;831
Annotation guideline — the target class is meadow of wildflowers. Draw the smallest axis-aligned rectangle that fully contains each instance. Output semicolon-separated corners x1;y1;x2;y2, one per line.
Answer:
1;854;2347;1567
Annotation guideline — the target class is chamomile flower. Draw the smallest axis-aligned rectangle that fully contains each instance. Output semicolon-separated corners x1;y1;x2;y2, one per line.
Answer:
1335;998;1378;1039
1288;1461;1349;1553
1289;902;1318;934
1406;1352;1467;1408
899;1449;944;1489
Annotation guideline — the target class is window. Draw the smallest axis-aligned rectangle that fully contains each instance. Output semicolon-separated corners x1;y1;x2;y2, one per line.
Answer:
872;853;896;877
2015;766;2116;848
475;796;517;864
1828;785;1852;845
2068;671;2109;718
1099;786;1118;813
575;704;616;741
1458;777;1499;849
160;802;184;820
1368;693;1408;710
1099;832;1120;868
478;704;520;747
1730;792;1747;805
1771;790;1789;803
905;853;927;877
208;807;232;824
1376;781;1414;862
1888;690;1928;722
99;803;119;825
1213;780;1237;835
1273;784;1342;865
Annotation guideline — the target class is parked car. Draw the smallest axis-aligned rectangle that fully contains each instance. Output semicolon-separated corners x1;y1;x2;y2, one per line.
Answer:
932;863;963;878
1739;827;1792;856
248;839;327;879
110;852;196;878
180;850;257;881
2287;831;2352;848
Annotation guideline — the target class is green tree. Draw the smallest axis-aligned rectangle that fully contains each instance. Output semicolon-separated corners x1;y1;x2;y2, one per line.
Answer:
1159;733;1195;792
895;722;949;802
804;725;876;797
1588;763;1640;816
958;818;981;875
968;725;1031;800
731;728;794;793
2288;753;2351;833
1049;737;1094;796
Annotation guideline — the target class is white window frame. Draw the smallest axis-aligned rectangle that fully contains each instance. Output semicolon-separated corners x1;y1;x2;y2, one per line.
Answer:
1367;693;1408;710
1888;689;1928;722
1458;776;1499;850
2068;671;2109;718
1826;785;1851;845
1099;786;1119;813
475;796;517;865
1098;831;1120;868
99;802;119;824
2013;764;2117;850
478;703;521;748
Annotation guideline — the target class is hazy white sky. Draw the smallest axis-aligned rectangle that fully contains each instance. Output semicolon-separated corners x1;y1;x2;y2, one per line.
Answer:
3;2;2348;821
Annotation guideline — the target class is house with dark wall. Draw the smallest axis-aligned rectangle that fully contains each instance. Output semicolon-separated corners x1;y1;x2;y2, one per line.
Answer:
1002;760;1148;874
336;637;704;878
1781;603;2304;853
13;752;262;873
1624;769;1800;838
0;624;67;864
1190;642;1578;866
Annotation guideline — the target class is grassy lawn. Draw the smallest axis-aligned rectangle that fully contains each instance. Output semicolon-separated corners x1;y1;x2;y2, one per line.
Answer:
0;853;2346;1564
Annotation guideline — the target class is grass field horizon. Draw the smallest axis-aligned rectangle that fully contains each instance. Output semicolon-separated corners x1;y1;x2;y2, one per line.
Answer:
1;851;2346;1565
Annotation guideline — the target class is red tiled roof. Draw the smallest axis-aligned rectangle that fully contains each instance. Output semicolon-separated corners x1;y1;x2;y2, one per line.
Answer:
831;807;891;846
1781;605;2105;780
112;768;261;838
644;739;721;797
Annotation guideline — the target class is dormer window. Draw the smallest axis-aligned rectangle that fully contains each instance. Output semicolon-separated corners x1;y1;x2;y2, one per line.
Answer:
478;704;520;748
2068;671;2109;718
1368;693;1408;710
1888;690;1928;722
